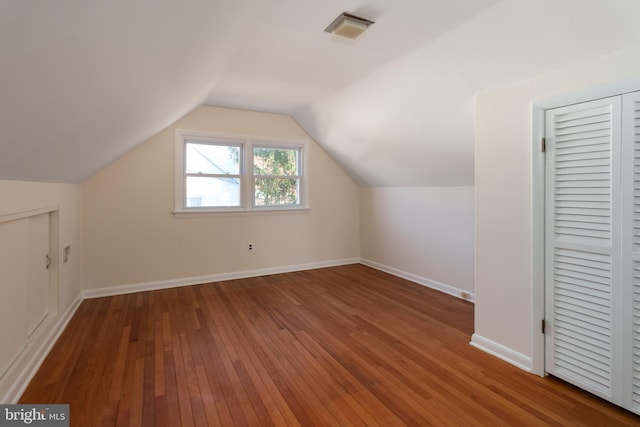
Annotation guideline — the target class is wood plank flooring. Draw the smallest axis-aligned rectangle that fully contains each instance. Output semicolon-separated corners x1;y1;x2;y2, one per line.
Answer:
20;264;640;426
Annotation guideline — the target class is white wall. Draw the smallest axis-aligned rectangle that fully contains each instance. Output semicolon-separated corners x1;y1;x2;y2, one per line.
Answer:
360;187;474;300
0;180;82;402
81;106;360;292
474;45;640;372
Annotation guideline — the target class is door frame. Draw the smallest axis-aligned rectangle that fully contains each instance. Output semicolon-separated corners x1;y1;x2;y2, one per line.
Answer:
531;76;640;377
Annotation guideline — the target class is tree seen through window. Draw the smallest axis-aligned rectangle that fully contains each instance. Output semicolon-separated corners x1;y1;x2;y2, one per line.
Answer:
253;147;300;206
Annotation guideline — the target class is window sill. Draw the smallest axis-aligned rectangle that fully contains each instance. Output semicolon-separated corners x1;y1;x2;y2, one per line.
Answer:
173;207;311;219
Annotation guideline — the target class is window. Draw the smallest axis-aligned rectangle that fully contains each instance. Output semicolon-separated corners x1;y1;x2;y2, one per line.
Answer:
253;146;301;207
185;142;242;208
175;130;308;214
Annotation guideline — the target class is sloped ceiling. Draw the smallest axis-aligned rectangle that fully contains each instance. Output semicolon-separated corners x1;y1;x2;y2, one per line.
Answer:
2;0;640;185
0;0;264;183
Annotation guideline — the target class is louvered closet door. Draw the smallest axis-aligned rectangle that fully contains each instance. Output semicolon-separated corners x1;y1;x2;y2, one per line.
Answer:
545;96;622;403
622;91;640;414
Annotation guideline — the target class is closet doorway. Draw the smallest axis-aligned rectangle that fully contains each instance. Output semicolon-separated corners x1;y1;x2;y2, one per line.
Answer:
544;91;640;414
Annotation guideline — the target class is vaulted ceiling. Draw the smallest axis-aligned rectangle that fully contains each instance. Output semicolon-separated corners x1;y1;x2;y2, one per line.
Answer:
2;0;640;185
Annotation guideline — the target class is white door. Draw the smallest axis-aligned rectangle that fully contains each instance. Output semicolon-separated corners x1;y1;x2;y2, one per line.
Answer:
544;96;622;404
621;90;640;413
26;213;51;336
0;212;51;379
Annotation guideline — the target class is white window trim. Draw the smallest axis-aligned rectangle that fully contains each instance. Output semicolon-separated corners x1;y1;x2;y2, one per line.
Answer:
174;129;310;217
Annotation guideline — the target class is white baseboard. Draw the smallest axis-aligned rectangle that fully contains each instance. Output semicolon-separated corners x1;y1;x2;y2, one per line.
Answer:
359;258;475;303
470;333;533;372
83;258;360;299
0;294;83;403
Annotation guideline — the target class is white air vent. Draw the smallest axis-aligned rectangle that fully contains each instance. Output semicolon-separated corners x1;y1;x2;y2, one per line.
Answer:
325;12;374;40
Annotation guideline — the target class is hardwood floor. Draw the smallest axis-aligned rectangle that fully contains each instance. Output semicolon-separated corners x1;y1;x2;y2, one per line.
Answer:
20;264;640;426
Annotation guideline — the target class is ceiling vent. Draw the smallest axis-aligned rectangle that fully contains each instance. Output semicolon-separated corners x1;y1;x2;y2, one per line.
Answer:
324;12;374;40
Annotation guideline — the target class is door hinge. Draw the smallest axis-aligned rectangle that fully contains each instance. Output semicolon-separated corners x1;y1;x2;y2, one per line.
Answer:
541;319;546;334
541;137;546;153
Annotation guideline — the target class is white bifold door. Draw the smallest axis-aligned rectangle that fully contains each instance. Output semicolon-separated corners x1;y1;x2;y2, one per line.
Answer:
545;91;640;414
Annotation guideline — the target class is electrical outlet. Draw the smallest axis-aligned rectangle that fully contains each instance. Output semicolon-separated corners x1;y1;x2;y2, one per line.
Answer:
248;243;254;252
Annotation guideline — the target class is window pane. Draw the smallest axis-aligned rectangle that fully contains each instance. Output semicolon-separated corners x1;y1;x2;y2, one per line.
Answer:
254;178;299;206
186;143;240;175
186;176;240;207
253;147;298;176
